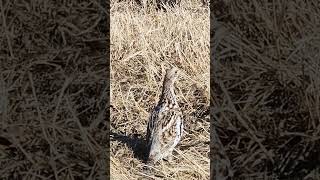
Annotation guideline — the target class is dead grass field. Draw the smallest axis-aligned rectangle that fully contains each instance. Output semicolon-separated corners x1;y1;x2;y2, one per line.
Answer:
212;0;320;179
110;0;209;179
0;0;108;179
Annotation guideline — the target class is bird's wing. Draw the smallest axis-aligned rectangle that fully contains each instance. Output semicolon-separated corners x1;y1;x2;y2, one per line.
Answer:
160;108;183;146
146;105;162;143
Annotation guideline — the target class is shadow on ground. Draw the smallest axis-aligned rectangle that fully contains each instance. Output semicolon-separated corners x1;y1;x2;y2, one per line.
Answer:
110;132;148;162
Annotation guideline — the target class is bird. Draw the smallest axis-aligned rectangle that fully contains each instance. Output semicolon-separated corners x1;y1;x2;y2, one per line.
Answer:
157;0;181;7
145;67;183;164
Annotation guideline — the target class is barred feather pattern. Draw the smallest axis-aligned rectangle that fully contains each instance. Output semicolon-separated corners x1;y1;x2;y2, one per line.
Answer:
146;67;183;164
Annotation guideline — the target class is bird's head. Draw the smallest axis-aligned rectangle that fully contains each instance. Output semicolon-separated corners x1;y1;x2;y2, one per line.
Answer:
163;67;179;87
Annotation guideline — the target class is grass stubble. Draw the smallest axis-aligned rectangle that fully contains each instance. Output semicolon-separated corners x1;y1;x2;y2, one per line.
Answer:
212;0;320;179
111;0;209;179
1;0;319;179
0;0;108;179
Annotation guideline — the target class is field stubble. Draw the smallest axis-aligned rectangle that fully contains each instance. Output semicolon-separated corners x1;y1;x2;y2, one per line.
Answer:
111;0;210;179
212;0;320;179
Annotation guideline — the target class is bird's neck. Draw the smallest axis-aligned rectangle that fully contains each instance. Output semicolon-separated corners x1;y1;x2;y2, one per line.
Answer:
160;84;176;105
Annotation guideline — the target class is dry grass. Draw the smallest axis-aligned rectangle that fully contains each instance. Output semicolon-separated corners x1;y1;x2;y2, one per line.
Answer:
110;0;209;179
0;0;107;179
212;0;320;179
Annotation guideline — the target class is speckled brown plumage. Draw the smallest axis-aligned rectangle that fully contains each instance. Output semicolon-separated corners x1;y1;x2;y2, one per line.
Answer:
146;67;183;164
